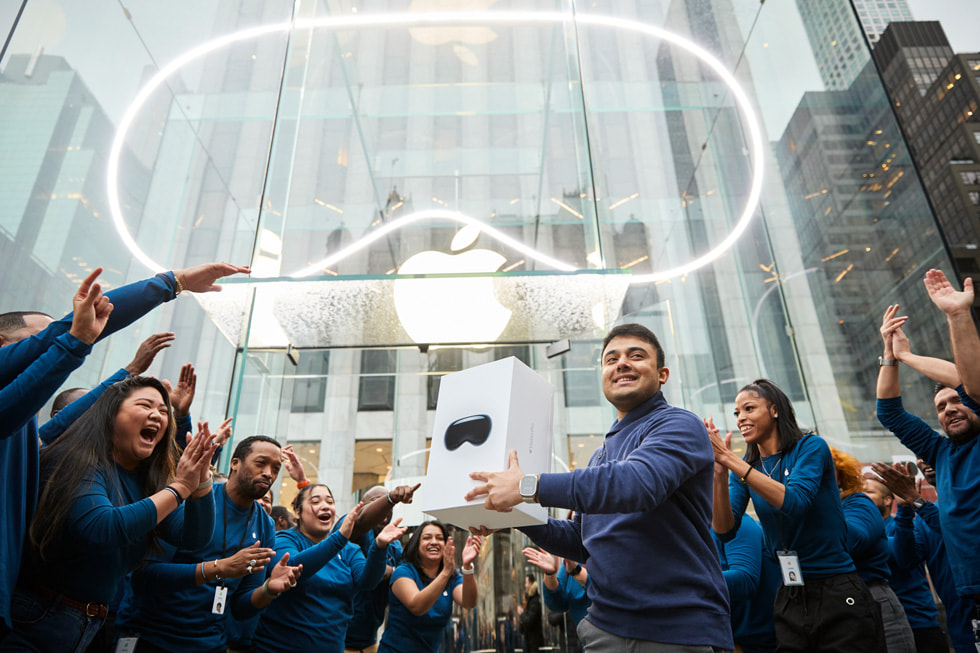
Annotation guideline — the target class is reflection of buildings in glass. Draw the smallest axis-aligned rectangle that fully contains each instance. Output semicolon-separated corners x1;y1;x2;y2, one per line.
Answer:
796;0;912;90
874;22;980;291
774;56;943;436
0;53;149;307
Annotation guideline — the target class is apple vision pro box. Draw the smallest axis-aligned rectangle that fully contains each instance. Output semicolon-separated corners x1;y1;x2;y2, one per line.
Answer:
421;356;554;530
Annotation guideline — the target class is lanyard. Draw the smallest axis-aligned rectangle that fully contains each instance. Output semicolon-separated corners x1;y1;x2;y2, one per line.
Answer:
220;485;256;587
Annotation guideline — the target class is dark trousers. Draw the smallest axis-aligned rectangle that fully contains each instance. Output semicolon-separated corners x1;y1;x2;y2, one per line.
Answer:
772;572;886;653
910;626;950;653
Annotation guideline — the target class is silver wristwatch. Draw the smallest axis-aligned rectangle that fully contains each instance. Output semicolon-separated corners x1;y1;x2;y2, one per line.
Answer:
519;474;539;504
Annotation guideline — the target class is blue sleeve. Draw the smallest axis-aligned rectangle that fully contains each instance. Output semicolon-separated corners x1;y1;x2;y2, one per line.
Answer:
269;529;349;577
130;559;199;592
542;568;570;613
157;491;215;551
913;501;942;532
842;494;885;557
519;513;588;563
0;332;91;438
70;474;158;546
779;436;834;518
876;396;943;466
0;273;177;389
536;411;711;514
353;540;388;591
891;507;924;569
39;368;130;445
717;472;751;543
174;414;194;449
721;517;763;601
957;386;980;417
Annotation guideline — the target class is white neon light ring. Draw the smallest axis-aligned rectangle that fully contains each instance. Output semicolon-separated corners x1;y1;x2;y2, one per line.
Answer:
107;11;765;284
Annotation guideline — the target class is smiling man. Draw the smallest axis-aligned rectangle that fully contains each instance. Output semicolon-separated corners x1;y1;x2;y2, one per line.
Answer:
467;323;733;652
115;435;303;653
877;304;980;644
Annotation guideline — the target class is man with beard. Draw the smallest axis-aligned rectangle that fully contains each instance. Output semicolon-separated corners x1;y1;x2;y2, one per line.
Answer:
115;436;302;652
878;304;980;649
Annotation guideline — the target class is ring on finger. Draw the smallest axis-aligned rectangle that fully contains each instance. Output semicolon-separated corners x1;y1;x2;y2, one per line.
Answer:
248;559;257;567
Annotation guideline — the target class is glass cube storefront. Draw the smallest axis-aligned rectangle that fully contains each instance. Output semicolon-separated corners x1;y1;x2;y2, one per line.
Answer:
0;1;964;649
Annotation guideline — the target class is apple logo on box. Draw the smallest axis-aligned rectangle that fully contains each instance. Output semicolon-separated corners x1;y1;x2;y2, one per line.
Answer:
393;225;512;344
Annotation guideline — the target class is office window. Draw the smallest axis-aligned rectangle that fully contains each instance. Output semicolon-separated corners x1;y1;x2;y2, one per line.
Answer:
290;351;330;413
358;350;396;411
427;349;464;410
563;342;602;407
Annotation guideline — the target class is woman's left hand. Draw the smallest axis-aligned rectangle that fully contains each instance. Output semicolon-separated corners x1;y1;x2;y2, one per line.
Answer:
376;518;408;547
461;535;482;568
265;552;303;594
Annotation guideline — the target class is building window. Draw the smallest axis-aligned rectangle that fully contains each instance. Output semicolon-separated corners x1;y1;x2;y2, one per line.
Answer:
290;352;330;413
960;171;980;185
969;191;980;206
493;345;531;366
427;349;464;410
563;342;602;407
358;350;396;411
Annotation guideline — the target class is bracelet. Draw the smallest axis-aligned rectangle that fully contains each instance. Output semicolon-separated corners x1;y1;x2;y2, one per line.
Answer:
198;474;214;491
739;466;753;484
261;579;280;599
212;560;222;580
386;490;397;506
163;486;185;505
295;480;310;489
174;273;184;295
460;565;475;575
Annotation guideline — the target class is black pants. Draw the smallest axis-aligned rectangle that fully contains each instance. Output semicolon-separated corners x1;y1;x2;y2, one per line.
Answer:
911;626;949;653
773;572;886;653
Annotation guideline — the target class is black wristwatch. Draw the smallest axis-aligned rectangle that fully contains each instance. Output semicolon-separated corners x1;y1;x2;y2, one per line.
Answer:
910;497;927;511
569;564;583;576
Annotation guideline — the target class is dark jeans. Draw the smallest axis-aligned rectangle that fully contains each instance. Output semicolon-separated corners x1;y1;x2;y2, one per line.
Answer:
772;572;886;653
0;588;104;653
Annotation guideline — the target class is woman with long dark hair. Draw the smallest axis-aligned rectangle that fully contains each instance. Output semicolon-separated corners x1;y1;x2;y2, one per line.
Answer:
377;520;481;653
1;376;216;652
708;378;886;652
253;483;405;653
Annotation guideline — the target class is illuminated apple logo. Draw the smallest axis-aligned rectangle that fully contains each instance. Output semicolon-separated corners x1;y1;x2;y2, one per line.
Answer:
393;225;512;344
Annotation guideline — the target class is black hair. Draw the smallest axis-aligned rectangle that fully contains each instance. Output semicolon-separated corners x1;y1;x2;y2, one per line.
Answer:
31;376;177;558
601;323;665;368
403;520;451;578
271;506;293;522
737;378;808;465
51;387;88;417
0;311;53;338
934;382;951;396
291;483;333;516
231;435;281;462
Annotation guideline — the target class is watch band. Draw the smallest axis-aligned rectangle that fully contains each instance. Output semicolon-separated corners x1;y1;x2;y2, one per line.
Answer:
878;356;897;367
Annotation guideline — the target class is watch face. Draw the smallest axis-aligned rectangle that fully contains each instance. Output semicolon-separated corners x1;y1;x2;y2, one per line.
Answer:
519;475;536;497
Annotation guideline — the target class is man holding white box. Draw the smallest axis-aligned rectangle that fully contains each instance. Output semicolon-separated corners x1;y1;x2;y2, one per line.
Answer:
468;323;733;652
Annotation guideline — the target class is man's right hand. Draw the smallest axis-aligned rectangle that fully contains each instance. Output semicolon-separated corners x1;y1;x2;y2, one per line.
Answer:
880;304;908;357
174;262;250;294
69;267;113;345
924;269;974;317
125;332;175;375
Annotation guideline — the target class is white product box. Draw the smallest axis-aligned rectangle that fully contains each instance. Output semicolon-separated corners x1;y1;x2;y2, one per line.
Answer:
421;356;554;530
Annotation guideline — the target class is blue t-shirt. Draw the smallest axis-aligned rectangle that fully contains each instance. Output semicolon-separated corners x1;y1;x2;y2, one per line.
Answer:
877;389;980;595
22;462;213;604
542;565;590;626
253;526;386;653
841;492;891;583
712;515;779;652
115;483;274;653
378;563;462;653
721;434;854;578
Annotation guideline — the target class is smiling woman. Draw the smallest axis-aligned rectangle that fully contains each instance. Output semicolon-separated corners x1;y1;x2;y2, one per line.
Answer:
4;376;217;652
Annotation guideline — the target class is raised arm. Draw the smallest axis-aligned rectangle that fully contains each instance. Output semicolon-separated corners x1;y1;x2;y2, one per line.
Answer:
391;539;457;616
888;314;961;387
453;535;481;609
924;270;980;398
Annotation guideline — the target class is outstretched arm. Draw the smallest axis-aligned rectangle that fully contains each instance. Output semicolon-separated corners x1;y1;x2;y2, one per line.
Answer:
924;270;980;398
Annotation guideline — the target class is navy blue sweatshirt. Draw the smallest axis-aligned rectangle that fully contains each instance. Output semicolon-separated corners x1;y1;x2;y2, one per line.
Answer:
520;391;732;649
841;492;891;583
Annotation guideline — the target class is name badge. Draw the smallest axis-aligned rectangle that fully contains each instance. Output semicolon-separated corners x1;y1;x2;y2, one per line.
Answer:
115;637;138;653
212;585;229;614
777;550;804;586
